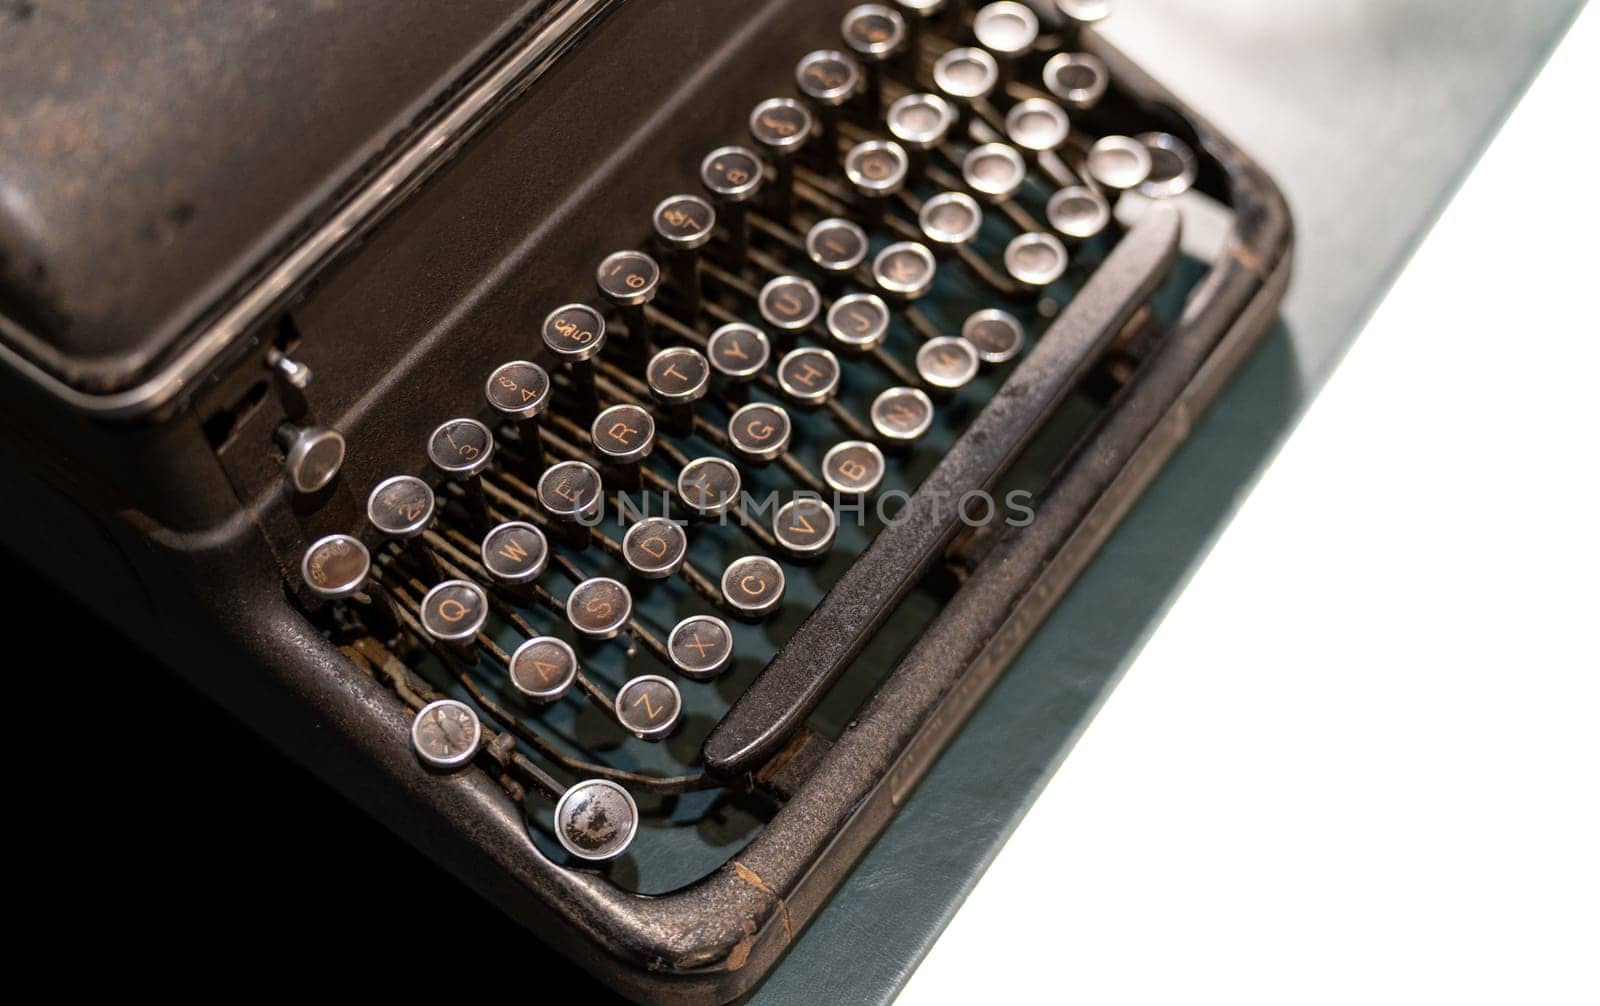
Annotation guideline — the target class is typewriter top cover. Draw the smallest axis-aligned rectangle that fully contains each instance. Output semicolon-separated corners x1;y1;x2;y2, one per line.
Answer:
0;1;1289;1001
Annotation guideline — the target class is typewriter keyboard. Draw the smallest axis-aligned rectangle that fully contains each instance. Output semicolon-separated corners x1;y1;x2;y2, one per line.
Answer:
296;1;1213;891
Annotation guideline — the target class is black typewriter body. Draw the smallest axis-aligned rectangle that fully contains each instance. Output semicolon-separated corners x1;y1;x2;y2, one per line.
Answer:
0;1;1289;1001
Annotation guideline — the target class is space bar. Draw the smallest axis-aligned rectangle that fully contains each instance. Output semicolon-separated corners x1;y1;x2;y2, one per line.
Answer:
702;203;1183;779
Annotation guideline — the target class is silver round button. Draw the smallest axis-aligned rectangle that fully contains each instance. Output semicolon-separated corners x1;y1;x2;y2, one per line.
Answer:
677;457;742;517
615;674;683;740
668;615;735;680
758;275;822;332
774;496;838;559
796;49;861;107
282;426;345;494
826;292;892;353
919;191;984;247
973;1;1039;58
1137;131;1199;198
873;241;937;300
1004;231;1070;288
1086;134;1153;192
806;217;870;275
566;576;633;640
1005;97;1070;153
870;386;936;442
963;142;1027;202
509;636;578;703
622;517;688;579
845;139;910;198
554;778;638;861
411;699;481;771
962;308;1026;364
301;533;370;600
707;323;771;382
728;401;793;463
366;475;435;540
916;336;981;391
887;92;956;151
721;555;786;618
1047;185;1112;240
1042;52;1109;110
933;46;999;103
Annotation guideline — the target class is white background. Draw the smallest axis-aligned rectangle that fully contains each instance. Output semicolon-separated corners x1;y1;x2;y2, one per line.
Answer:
903;5;1599;1003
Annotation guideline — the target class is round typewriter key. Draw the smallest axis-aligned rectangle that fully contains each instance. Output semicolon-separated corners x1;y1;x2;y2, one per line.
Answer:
1047;184;1112;241
615;674;683;740
1006;97;1070;153
870;386;935;442
749;97;813;217
748;97;813;156
509;636;577;703
538;460;604;547
301;533;370;600
701;145;764;263
887;92;955;154
1136;131;1199;199
758;275;822;334
647;345;710;434
541;303;606;363
411;699;481;771
872;241;937;301
797;49;861;107
728;401;792;463
420;579;489;660
796;49;861;154
647;346;711;404
722;555;786;619
822;440;886;494
933;46;1000;105
774;496;838;559
1086;134;1153;195
919;191;984;249
963;307;1026;364
700;145;764;205
677;457;742;518
668;615;734;680
806;217;870;282
1056;0;1111;24
973;2;1039;68
652;194;717;250
554;778;638;861
1043;51;1109;110
543;303;606;419
654;194;716;313
596;250;660;362
777;347;842;408
841;3;906;62
596;249;661;306
367;475;434;540
841;4;906;115
480;520;548;586
485;360;552;479
826;292;891;353
622;517;688;580
963;142;1027;203
567;576;632;640
707;323;771;386
429;417;495;533
277;424;345;495
917;336;981;392
844;139;909;216
1004;231;1069;289
590;403;655;490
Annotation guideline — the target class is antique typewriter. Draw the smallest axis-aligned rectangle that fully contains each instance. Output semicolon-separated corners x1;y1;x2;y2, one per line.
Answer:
0;0;1289;1000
